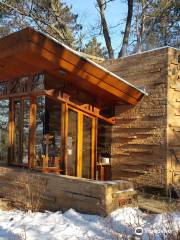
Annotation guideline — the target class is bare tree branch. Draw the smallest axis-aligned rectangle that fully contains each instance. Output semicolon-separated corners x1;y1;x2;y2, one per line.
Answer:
0;0;72;44
97;0;114;59
118;0;134;58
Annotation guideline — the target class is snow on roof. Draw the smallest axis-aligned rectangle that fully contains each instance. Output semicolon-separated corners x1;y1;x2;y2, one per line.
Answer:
118;46;179;59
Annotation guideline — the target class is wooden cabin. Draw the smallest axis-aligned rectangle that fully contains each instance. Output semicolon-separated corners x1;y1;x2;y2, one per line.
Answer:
0;28;145;182
1;28;179;200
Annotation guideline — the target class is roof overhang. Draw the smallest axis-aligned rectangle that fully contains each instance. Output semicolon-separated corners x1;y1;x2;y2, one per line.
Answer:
0;28;147;105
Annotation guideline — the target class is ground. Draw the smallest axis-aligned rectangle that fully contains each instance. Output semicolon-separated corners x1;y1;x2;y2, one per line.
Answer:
0;208;180;240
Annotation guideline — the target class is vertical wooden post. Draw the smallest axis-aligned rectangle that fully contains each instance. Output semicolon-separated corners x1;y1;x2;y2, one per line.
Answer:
61;103;68;174
91;117;97;179
77;112;83;177
29;96;36;168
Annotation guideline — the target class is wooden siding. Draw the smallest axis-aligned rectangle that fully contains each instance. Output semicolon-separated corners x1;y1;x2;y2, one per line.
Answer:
103;47;180;190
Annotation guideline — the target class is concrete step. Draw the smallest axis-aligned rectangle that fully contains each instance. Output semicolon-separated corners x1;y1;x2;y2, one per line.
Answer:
137;193;180;213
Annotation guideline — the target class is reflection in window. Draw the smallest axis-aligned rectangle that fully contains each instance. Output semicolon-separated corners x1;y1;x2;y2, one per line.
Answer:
0;82;8;97
0;100;9;164
14;100;21;163
82;116;92;179
45;98;61;167
35;96;45;167
10;77;29;94
31;73;44;91
67;109;77;176
35;96;61;169
22;99;30;164
97;120;112;162
13;98;30;164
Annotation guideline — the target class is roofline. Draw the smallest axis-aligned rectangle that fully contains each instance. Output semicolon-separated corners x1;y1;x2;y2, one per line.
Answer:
39;29;147;96
0;27;147;104
117;46;179;60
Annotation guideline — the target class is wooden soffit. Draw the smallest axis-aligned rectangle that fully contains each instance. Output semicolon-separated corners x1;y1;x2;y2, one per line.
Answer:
0;27;147;105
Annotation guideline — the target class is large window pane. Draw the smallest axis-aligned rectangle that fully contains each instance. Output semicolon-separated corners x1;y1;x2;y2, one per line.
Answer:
22;99;30;164
35;96;45;167
13;98;30;164
67;109;78;176
45;98;61;167
0;100;9;164
35;96;61;169
14;99;22;163
82;116;92;179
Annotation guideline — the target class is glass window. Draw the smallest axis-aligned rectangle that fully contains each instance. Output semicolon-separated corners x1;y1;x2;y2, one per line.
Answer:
13;99;22;163
35;96;45;167
82;116;92;179
35;96;61;169
67;109;78;176
0;100;9;164
97;119;112;162
22;98;30;164
13;98;30;164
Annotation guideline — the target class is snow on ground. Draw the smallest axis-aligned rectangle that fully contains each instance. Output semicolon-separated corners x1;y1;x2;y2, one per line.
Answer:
0;207;180;240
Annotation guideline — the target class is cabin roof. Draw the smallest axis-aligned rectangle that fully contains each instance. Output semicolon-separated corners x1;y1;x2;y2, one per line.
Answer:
0;27;147;105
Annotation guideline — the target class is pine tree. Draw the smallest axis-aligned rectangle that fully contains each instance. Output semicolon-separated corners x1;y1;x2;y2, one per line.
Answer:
0;0;82;47
83;37;108;59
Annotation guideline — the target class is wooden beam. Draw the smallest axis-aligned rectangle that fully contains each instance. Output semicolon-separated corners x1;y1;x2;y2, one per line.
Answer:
91;117;96;179
77;112;83;177
0;88;115;124
61;103;68;174
45;90;115;125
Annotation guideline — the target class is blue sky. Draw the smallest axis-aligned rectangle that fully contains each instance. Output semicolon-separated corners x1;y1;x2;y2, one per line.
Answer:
65;0;127;55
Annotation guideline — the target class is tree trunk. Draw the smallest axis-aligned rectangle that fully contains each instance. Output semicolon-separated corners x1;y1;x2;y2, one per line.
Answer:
97;0;114;59
118;0;133;58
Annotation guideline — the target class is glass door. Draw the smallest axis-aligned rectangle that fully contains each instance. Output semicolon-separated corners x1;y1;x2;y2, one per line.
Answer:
82;115;94;179
66;107;96;179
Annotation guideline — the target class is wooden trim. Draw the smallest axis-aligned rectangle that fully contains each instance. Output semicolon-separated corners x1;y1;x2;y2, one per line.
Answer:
45;90;115;125
61;103;68;174
77;112;83;177
0;89;115;124
91;117;96;179
67;106;96;179
0;90;45;100
29;96;36;168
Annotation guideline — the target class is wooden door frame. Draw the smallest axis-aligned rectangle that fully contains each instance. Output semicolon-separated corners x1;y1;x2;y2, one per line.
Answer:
66;105;97;179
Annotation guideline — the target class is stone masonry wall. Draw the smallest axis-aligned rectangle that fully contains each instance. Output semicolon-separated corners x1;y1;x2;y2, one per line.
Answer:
0;166;136;216
167;48;180;187
102;47;176;190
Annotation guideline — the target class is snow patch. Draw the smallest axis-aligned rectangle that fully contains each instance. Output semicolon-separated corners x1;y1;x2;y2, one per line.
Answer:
0;208;180;239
